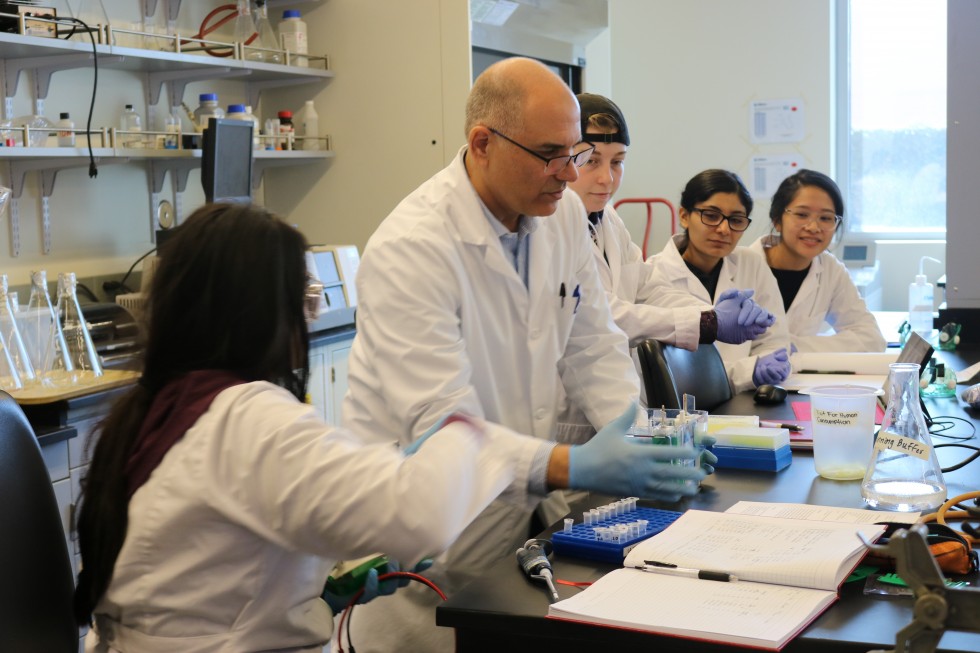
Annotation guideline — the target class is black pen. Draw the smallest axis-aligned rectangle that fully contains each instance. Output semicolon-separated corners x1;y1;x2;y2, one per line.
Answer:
760;421;804;433
639;560;738;583
559;282;566;307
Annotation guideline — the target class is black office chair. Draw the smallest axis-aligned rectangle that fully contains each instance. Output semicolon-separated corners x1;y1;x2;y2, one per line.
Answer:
637;340;734;411
0;391;78;652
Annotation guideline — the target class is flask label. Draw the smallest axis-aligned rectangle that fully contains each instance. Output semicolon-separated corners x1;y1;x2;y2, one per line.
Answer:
813;408;860;427
874;430;930;460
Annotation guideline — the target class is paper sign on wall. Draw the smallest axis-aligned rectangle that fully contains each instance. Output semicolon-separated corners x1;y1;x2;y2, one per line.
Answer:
749;154;806;199
750;99;805;144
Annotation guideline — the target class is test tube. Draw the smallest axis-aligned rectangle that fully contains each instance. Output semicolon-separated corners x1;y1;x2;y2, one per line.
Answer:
583;511;593;526
563;518;574;533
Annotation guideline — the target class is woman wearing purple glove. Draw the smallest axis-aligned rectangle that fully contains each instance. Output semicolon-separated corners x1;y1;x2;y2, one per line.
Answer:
749;170;886;353
569;94;773;351
647;169;793;392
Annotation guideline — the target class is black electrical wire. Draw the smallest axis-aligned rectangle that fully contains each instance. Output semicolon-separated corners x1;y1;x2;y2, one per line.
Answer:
105;247;156;296
56;17;99;178
929;415;977;442
75;281;99;303
936;443;980;473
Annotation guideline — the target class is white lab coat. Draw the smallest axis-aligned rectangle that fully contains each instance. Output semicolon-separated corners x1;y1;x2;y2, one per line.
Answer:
86;381;543;653
341;148;639;652
592;204;704;350
647;234;791;393
750;235;886;353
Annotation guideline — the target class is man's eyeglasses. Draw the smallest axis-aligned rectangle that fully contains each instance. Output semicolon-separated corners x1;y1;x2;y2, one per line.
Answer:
784;209;842;230
488;127;594;175
304;277;325;325
690;207;752;232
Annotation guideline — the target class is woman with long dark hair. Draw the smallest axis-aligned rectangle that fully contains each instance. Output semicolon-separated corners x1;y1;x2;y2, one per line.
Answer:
73;203;548;652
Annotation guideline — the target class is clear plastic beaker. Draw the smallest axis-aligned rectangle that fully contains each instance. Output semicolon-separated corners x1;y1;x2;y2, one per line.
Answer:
809;385;877;480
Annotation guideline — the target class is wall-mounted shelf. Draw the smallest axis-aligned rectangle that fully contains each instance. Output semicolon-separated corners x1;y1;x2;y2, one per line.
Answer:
0;23;334;256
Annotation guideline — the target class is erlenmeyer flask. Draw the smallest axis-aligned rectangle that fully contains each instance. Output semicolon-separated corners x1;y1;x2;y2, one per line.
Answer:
861;363;946;512
251;0;282;64
0;274;36;386
26;270;74;387
234;0;261;61
57;272;103;381
0;325;22;391
63;0;110;44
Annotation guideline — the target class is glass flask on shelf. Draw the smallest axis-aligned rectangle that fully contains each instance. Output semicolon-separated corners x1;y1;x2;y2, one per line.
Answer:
0;274;36;387
26;270;74;387
251;0;282;64
234;0;261;61
57;272;103;381
63;0;110;44
861;363;946;512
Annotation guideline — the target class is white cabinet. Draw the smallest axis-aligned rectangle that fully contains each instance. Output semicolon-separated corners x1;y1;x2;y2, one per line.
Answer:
308;331;354;424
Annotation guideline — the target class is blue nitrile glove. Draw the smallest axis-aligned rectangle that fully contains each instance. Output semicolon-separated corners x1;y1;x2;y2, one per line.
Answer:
752;348;791;386
323;558;434;614
568;404;705;502
714;289;774;344
696;433;718;475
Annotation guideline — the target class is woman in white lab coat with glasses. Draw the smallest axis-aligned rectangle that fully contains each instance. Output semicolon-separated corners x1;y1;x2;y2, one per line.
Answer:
749;169;886;353
647;169;791;393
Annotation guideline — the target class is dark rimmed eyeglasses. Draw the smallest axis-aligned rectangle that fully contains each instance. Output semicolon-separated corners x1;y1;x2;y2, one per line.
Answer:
691;207;752;232
784;209;843;230
488;127;594;175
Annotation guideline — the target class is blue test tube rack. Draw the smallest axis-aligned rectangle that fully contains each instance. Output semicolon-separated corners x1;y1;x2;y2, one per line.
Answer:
551;498;683;564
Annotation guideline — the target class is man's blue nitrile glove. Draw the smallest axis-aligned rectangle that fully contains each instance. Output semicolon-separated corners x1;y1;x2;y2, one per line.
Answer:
714;289;773;344
323;558;434;614
752;348;791;386
696;433;718;475
568;403;705;502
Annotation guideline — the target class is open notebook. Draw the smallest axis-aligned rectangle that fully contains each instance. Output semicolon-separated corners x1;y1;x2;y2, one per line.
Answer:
548;504;890;650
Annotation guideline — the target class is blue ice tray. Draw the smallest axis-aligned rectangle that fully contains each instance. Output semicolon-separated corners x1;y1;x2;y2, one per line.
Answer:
551;507;683;564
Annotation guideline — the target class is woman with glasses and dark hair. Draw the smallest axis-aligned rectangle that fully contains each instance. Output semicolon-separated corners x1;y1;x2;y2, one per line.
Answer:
749;169;886;353
647;169;792;392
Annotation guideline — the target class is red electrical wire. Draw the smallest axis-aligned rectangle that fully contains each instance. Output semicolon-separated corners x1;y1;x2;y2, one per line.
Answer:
336;571;447;653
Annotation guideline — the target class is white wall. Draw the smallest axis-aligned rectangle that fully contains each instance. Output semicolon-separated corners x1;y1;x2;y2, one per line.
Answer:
604;0;835;257
597;0;940;311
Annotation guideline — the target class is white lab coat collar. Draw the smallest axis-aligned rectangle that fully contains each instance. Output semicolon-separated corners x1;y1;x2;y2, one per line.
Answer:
593;208;625;292
749;234;825;308
658;233;740;303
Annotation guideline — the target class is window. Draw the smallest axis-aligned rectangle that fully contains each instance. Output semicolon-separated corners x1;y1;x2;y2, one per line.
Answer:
838;0;946;237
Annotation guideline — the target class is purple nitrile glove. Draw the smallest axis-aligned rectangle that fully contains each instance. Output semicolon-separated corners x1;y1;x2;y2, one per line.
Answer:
753;348;791;386
715;289;772;344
